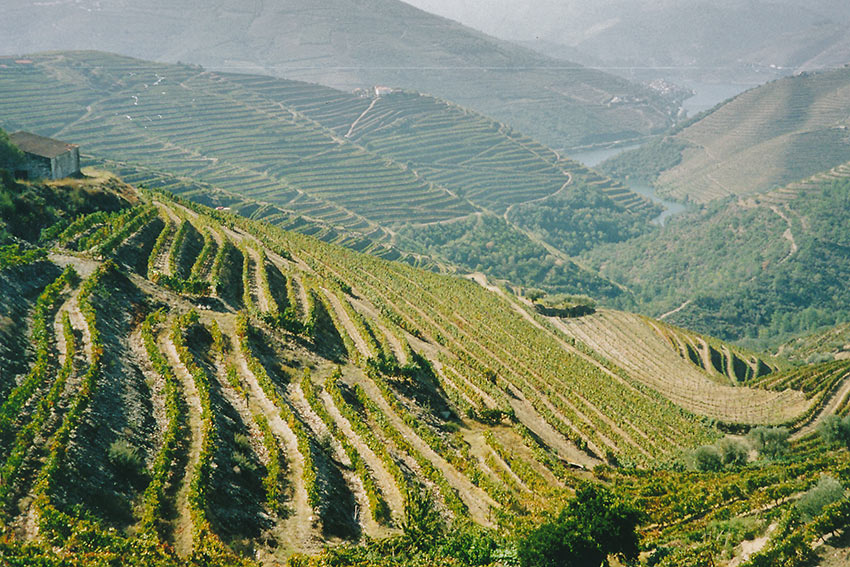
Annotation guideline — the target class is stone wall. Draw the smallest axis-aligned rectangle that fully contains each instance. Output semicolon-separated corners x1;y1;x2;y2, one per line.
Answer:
51;147;80;179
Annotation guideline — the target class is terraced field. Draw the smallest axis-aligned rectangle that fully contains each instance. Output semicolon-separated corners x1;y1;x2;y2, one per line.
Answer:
4;173;850;567
555;310;806;425
0;52;658;298
605;65;850;203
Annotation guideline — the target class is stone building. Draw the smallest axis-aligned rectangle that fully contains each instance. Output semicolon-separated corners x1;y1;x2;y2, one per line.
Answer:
9;131;80;180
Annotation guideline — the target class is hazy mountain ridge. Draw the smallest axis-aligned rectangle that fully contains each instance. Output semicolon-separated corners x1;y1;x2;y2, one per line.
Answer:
0;0;677;150
599;65;850;203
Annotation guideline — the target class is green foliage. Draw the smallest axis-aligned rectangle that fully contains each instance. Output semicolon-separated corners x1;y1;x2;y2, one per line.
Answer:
139;309;188;539
818;414;850;447
587;177;850;345
439;523;499;566
517;483;642;567
397;213;623;299
108;439;145;481
0;243;47;270
796;475;845;521
717;437;750;468
509;180;658;256
0;127;24;172
692;445;723;472
400;487;444;553
748;427;790;460
598;137;689;183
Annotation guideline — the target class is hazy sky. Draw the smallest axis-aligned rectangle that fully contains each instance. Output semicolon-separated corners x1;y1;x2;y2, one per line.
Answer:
401;0;850;44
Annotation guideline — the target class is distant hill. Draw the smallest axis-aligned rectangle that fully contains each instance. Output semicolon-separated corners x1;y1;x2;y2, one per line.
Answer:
406;0;850;82
0;51;660;300
585;170;850;347
0;0;677;150
600;65;850;203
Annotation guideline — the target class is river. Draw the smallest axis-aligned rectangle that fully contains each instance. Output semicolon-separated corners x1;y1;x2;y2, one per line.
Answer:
568;145;688;225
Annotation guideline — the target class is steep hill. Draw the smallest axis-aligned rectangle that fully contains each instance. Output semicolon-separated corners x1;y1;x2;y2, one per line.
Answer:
2;167;850;566
600;65;850;203
0;0;677;150
585;171;850;346
0;51;659;300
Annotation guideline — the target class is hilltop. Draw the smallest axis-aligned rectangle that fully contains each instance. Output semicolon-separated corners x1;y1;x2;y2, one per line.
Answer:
600;65;850;203
0;51;659;301
0;0;677;150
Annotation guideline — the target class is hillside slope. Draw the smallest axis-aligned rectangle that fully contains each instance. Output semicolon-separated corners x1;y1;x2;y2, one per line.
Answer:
3;169;850;566
600;65;850;203
0;0;677;150
0;51;658;300
405;0;850;78
585;171;850;346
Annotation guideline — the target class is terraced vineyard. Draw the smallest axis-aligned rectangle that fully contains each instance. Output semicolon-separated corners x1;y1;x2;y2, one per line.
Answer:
602;65;850;203
4;173;850;566
554;310;805;425
0;51;659;299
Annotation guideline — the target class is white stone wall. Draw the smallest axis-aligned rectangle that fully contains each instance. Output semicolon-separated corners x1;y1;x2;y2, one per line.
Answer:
51;147;80;179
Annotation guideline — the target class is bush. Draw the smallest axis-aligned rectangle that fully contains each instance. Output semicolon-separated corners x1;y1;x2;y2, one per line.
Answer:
797;475;845;521
440;522;498;566
747;427;789;459
818;414;850;447
108;439;144;481
400;487;444;552
517;483;642;567
718;437;749;468
692;445;723;472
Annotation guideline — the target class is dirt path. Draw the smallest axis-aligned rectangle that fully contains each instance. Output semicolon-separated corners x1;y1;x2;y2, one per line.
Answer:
319;388;405;526
349;296;408;365
290;380;385;538
658;299;692;321
233;344;319;554
792;370;850;440
770;205;798;263
243;246;270;313
160;334;203;557
322;289;371;359
354;377;497;526
345;98;379;139
728;522;777;567
151;222;177;277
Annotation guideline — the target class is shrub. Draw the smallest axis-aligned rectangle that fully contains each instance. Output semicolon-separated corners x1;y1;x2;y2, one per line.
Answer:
400;487;444;552
818;414;850;447
747;427;789;459
108;439;144;480
517;483;642;567
797;475;845;521
718;437;749;468
692;445;723;472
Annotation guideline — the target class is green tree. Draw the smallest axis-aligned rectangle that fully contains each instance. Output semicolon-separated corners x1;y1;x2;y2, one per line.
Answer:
796;475;845;521
692;445;723;472
0;128;24;172
747;427;789;459
517;483;642;567
818;414;850;447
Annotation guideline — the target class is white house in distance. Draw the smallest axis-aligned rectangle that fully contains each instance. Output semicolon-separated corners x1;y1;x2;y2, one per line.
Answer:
9;131;80;180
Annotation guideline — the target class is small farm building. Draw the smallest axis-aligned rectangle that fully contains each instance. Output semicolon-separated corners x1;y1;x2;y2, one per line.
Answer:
9;131;80;180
